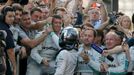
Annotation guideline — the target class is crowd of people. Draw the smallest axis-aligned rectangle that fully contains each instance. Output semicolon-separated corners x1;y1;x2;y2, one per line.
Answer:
0;0;134;75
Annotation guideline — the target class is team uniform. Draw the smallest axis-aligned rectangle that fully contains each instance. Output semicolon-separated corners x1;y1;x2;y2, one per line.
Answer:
88;49;127;75
55;49;78;75
54;26;79;75
128;46;134;72
76;44;103;75
26;31;60;75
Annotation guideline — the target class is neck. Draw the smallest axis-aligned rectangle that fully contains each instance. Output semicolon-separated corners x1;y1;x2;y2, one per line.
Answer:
54;31;60;36
83;44;90;51
21;26;29;31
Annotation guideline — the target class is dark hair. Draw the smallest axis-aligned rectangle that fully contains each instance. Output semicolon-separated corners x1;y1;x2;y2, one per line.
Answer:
104;25;118;34
0;6;14;22
0;0;29;5
1;6;14;15
74;12;83;25
12;3;23;12
96;29;104;42
30;7;42;15
51;15;62;27
22;10;29;15
52;15;62;22
52;15;62;19
82;28;97;38
81;22;94;29
132;13;134;24
114;30;125;42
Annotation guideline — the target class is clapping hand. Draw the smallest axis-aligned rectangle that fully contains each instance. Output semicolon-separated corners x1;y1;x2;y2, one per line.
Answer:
80;51;90;63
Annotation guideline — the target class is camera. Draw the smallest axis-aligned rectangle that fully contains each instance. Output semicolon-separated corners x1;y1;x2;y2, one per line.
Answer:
0;0;29;5
108;11;124;25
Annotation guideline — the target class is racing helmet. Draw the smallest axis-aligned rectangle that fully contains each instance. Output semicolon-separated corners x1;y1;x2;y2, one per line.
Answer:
59;26;79;50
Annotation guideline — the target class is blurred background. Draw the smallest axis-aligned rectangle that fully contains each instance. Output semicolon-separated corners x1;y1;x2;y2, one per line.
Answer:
83;0;134;19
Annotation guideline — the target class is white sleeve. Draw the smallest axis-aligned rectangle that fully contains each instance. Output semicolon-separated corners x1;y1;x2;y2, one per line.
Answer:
108;53;126;73
30;43;43;64
54;51;68;75
50;32;61;49
30;33;43;64
88;59;101;72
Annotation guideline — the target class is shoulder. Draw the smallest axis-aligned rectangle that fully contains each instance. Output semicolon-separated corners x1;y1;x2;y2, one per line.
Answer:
59;50;68;55
13;25;20;31
57;50;69;57
56;50;69;60
17;26;25;33
17;26;28;39
0;22;9;30
116;52;126;60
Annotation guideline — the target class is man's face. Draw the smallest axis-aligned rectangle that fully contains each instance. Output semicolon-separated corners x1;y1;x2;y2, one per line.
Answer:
89;9;100;21
21;14;31;28
41;8;49;19
81;29;95;45
105;32;121;49
52;18;62;33
31;11;42;22
14;10;22;24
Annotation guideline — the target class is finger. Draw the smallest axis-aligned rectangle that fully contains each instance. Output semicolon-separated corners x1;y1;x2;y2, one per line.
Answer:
80;52;85;56
100;64;105;72
45;61;49;67
101;63;107;71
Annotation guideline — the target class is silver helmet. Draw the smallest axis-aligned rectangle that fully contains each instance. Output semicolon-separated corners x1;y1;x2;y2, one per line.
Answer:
59;26;79;50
